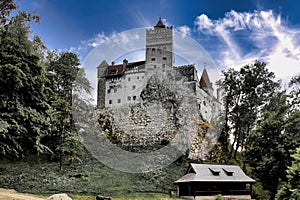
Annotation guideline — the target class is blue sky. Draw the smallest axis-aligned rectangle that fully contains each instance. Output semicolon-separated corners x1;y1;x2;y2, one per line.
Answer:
20;0;300;95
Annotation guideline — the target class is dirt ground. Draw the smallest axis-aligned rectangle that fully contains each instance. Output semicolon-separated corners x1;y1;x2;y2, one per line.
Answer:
0;188;46;200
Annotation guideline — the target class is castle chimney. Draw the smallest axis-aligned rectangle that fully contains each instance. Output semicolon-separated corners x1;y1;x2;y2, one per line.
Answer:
123;59;128;69
111;61;115;66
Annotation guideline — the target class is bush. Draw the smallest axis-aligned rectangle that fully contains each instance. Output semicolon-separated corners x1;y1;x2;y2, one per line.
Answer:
215;194;223;200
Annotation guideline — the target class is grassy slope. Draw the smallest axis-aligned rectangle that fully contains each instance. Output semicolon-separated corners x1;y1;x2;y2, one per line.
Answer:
0;152;190;198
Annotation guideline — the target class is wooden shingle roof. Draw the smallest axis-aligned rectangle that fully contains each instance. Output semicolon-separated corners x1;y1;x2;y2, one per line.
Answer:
175;163;255;183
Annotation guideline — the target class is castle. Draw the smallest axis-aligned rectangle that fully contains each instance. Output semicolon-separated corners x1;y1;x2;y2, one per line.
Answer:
97;18;221;122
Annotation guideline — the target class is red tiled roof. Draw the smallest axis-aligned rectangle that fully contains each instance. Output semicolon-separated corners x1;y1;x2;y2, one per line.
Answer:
105;60;146;78
199;68;212;88
154;18;166;28
105;64;123;77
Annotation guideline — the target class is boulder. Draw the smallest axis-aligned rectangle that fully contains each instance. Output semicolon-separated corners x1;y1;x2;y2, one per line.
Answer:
96;195;112;200
46;193;72;200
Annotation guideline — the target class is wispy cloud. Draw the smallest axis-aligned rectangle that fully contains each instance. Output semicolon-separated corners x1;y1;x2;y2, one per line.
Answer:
194;10;300;78
134;8;151;27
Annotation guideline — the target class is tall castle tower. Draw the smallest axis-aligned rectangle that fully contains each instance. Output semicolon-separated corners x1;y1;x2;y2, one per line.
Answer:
145;18;174;75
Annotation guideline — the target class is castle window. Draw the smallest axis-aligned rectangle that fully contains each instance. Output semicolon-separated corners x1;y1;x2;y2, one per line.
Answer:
114;88;117;93
127;96;131;101
163;57;167;60
199;104;201;110
133;96;136;100
163;47;166;56
154;65;156;68
110;70;117;75
163;64;165;68
117;99;121;103
152;58;156;61
203;101;206;106
137;76;139;79
109;100;112;104
132;85;136;90
128;77;131;81
107;89;111;94
152;48;155;55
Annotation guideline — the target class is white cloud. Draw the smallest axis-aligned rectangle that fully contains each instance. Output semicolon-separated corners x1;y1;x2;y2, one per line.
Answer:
195;14;214;33
87;32;109;48
176;25;191;38
194;10;300;79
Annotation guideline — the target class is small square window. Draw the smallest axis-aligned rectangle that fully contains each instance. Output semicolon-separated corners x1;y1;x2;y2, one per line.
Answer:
151;58;155;61
163;57;167;60
109;100;112;104
132;85;136;90
117;99;121;103
137;76;139;79
107;89;111;94
133;96;136;100
127;96;131;101
110;70;117;75
163;64;165;68
128;77;131;81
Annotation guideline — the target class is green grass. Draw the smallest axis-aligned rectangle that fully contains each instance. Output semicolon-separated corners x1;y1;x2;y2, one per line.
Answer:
70;193;184;200
0;152;191;198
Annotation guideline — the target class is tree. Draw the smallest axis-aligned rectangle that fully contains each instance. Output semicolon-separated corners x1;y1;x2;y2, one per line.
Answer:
289;74;300;111
245;92;300;200
276;148;300;200
46;51;91;169
0;0;16;26
0;11;51;159
217;61;280;160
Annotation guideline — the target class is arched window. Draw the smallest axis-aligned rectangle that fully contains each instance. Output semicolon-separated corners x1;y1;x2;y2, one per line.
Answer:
151;48;155;56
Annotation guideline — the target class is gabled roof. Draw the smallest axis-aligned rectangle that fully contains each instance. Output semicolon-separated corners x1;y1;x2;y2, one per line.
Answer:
154;17;166;28
175;163;255;183
105;60;146;78
98;60;109;68
199;68;212;88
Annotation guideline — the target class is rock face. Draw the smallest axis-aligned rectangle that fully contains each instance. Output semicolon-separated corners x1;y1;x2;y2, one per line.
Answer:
97;71;220;160
46;193;72;200
99;71;199;152
96;195;112;200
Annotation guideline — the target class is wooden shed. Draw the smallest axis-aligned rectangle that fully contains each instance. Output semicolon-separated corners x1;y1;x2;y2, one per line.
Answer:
174;163;255;199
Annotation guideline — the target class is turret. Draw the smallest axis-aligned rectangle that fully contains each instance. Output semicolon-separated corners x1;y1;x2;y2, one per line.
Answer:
97;60;109;108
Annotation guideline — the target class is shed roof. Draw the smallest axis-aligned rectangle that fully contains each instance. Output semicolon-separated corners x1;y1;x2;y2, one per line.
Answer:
175;163;255;183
